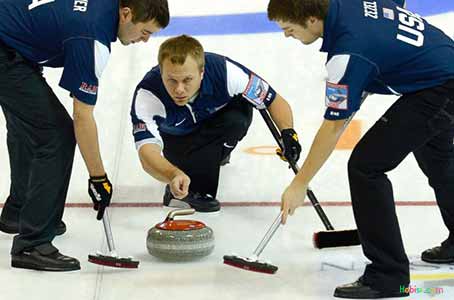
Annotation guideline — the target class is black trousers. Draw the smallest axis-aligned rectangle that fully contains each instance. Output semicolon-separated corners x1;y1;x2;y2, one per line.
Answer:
348;79;454;292
162;98;253;197
0;42;75;254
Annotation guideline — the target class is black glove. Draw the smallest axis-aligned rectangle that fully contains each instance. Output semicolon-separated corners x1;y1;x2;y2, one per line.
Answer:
277;128;302;163
88;174;112;220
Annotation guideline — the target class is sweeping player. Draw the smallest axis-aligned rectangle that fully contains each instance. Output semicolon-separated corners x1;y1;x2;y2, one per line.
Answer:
131;35;301;212
267;0;454;298
0;0;169;271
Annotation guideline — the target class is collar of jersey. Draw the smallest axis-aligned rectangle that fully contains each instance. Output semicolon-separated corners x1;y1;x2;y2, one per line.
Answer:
320;0;339;53
199;69;214;97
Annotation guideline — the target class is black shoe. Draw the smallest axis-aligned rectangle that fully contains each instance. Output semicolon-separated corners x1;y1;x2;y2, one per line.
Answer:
163;185;221;213
421;239;454;263
0;218;66;236
220;153;231;166
12;245;80;272
334;277;409;299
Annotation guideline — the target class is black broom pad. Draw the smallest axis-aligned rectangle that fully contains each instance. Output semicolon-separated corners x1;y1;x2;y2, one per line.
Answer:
313;229;360;249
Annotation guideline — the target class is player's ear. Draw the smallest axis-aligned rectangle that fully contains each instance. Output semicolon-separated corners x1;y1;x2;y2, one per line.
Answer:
119;7;133;24
200;69;204;80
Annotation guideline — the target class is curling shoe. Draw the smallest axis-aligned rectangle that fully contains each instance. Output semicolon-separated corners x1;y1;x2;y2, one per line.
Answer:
334;277;409;299
220;153;231;166
422;239;454;263
163;185;220;213
12;244;80;272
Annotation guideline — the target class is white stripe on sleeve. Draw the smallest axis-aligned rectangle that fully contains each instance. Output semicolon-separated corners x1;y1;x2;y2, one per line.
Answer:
134;88;166;150
226;60;250;97
326;54;350;84
94;41;110;79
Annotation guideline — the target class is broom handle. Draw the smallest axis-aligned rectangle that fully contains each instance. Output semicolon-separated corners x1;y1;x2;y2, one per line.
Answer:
253;211;282;257
102;208;117;254
259;108;335;230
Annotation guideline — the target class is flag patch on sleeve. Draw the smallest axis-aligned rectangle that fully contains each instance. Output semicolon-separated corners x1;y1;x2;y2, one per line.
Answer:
383;8;395;20
326;82;349;110
242;73;270;107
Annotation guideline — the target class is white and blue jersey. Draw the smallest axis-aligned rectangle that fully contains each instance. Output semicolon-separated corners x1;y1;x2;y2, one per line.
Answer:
131;52;277;150
0;0;118;105
322;0;454;120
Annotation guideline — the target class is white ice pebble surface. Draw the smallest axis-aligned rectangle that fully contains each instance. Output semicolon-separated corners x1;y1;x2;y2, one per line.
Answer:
0;206;451;299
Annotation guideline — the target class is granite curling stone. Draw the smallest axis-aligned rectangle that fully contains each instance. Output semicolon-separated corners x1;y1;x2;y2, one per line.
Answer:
147;208;215;261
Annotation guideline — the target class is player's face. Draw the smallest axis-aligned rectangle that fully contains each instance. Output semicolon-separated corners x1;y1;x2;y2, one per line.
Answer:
161;56;204;106
277;19;323;45
117;7;161;45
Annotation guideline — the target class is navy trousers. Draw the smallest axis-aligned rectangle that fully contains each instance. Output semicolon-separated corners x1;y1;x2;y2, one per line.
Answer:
348;79;454;292
161;98;253;197
0;41;75;254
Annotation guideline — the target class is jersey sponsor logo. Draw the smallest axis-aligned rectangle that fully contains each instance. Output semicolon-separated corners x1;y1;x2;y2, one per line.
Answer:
242;73;270;108
74;0;89;12
330;111;340;117
363;1;378;19
79;82;98;95
213;103;228;112
175;118;186;126
133;123;147;134
326;82;348;110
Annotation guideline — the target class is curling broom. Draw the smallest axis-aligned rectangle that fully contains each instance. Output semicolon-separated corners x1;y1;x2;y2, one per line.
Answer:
223;212;282;274
88;208;139;268
259;108;360;249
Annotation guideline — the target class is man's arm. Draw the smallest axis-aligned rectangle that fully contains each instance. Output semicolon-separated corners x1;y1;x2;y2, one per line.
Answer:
138;143;183;183
73;97;105;177
138;143;190;199
292;118;347;186
267;93;293;131
280;118;348;223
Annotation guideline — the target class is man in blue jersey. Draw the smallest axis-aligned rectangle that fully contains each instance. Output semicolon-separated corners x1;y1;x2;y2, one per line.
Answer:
268;0;454;298
131;35;301;212
0;0;169;271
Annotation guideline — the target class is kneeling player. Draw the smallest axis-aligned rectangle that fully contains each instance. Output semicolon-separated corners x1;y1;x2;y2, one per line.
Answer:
131;35;301;212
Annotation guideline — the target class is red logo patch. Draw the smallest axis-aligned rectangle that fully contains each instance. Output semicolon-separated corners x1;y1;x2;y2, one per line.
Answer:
79;82;98;95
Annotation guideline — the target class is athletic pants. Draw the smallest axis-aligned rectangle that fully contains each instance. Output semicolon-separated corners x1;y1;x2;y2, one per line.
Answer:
0;41;75;254
348;79;454;292
162;98;253;197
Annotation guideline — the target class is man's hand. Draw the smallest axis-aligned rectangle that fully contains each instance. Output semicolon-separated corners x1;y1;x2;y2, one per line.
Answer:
277;128;302;163
281;182;307;224
169;170;190;199
88;174;112;220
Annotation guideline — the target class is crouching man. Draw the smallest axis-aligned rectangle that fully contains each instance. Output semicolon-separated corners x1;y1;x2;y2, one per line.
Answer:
131;35;301;212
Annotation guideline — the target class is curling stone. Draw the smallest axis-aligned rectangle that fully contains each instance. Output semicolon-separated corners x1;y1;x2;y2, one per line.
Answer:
147;208;215;261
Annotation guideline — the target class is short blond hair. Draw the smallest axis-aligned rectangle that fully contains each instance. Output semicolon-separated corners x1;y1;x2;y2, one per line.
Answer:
158;35;205;71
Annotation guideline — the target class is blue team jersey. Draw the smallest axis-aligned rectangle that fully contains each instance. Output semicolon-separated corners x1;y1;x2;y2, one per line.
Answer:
0;0;119;104
321;0;454;120
131;52;277;150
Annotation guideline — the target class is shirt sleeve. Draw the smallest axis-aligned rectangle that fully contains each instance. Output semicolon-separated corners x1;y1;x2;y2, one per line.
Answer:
324;54;378;120
225;59;277;108
59;38;110;105
131;87;166;151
